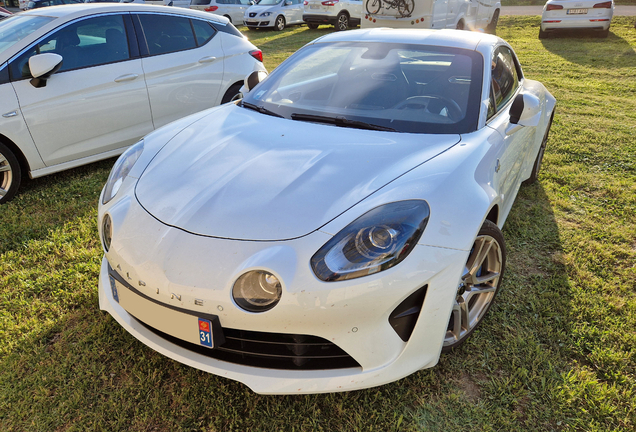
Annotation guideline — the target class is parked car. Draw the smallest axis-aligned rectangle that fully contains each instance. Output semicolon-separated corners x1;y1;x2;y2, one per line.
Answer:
244;0;304;30
191;0;252;25
362;0;500;33
98;28;556;394
26;0;83;9
0;4;265;203
540;0;614;38
0;8;11;20
303;0;362;31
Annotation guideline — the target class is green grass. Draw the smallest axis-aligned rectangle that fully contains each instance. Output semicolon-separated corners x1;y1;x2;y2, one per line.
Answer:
1;16;636;431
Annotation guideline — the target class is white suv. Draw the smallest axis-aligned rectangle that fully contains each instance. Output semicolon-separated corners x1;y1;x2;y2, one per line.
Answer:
302;0;362;31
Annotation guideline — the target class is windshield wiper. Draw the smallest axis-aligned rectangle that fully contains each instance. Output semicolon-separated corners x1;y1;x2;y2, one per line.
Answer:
241;101;284;118
290;113;397;132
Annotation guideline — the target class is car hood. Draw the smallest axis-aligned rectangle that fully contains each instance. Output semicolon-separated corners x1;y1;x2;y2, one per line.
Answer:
246;5;279;14
135;104;460;241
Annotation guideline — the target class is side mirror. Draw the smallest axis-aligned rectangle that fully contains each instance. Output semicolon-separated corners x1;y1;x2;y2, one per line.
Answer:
29;53;63;88
284;0;292;5
506;92;541;135
242;70;268;94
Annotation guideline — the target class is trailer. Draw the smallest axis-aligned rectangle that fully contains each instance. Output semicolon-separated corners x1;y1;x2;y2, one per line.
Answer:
361;0;500;33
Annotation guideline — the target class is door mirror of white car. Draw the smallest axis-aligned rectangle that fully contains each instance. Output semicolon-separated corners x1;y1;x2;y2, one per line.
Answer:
506;92;542;135
243;70;268;93
29;53;63;88
285;0;292;5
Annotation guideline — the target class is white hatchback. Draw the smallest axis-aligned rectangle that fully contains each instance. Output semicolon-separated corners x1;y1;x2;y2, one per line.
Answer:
244;0;304;31
190;0;252;26
540;0;614;38
0;4;265;203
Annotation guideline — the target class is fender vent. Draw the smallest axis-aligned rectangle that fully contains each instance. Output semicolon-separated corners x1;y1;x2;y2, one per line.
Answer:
388;285;428;342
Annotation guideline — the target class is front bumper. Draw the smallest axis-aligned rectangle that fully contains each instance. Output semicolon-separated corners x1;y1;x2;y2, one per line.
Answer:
244;19;272;28
98;194;468;394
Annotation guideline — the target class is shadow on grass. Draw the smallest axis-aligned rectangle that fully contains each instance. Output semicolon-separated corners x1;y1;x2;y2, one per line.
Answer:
540;19;636;68
0;157;115;255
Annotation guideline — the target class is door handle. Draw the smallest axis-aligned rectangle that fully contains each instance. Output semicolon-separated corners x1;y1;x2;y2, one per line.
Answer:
114;74;139;83
198;56;217;64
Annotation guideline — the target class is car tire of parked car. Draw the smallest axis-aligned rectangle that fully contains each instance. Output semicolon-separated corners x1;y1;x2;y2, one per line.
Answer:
441;219;506;353
0;142;21;205
456;19;465;30
307;22;319;29
275;15;285;31
522;112;553;186
486;9;499;34
221;82;244;104
538;28;549;39
336;12;349;31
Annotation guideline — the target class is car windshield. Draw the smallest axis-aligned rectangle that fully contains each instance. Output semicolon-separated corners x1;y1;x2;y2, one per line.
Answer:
243;42;484;134
0;15;55;55
256;0;281;5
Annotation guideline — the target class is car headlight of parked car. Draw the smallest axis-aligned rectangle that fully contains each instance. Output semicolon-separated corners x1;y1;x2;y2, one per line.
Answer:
311;200;430;282
259;12;272;17
102;140;144;205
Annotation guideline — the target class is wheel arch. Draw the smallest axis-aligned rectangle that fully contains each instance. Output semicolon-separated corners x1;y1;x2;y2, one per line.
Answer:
485;204;499;226
0;134;31;179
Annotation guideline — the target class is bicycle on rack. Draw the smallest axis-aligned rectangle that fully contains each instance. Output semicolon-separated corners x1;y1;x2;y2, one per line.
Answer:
365;0;415;17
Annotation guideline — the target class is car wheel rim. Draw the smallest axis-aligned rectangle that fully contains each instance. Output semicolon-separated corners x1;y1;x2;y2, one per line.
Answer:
0;152;13;199
276;17;284;30
338;15;347;30
443;234;502;347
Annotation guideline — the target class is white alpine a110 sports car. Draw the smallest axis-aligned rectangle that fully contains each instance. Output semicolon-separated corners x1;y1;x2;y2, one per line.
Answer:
98;28;556;394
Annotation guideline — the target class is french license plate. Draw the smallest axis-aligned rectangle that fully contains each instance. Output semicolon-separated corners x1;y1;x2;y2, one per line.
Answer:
310;4;319;8
567;8;588;14
198;318;214;348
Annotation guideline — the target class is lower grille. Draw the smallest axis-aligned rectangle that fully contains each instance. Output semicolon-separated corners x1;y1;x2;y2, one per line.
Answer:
136;318;361;371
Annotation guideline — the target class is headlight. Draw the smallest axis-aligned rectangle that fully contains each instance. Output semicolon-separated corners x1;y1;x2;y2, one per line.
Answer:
260;12;272;16
233;270;282;312
311;200;430;282
102;140;144;204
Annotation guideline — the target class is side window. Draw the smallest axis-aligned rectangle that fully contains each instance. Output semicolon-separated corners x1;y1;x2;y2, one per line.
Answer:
191;20;217;46
138;14;197;56
490;46;518;113
9;15;130;80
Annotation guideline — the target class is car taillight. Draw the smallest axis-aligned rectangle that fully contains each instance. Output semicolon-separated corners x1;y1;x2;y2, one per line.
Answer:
593;1;612;8
545;4;563;10
322;0;338;5
205;5;218;11
249;50;263;62
303;0;308;4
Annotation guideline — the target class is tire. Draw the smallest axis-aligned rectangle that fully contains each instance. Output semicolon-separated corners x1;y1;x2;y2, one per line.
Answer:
335;12;349;31
522;112;553;186
456;20;465;30
0;142;22;204
397;0;414;17
307;22;319;29
366;0;381;15
486;9;499;34
274;15;285;31
442;220;506;352
538;28;548;39
221;82;244;104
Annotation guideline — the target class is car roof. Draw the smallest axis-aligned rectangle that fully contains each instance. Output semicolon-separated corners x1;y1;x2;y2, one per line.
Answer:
311;28;501;52
19;3;229;24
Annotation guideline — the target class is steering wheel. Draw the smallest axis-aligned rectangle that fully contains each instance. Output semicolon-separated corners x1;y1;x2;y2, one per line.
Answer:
392;96;463;122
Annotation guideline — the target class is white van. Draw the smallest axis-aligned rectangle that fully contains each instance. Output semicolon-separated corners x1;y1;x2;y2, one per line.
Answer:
361;0;500;33
191;0;252;25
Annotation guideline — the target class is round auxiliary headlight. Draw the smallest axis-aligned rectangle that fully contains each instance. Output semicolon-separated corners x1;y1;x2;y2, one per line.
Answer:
232;270;282;313
102;213;112;252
